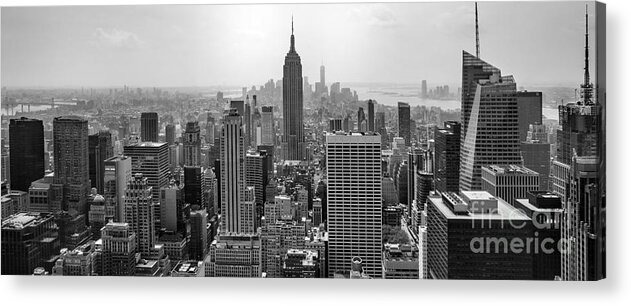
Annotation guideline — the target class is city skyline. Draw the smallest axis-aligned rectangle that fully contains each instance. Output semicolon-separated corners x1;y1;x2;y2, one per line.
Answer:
1;2;596;88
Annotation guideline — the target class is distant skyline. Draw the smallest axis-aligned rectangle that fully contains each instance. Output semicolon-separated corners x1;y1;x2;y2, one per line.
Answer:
1;2;596;88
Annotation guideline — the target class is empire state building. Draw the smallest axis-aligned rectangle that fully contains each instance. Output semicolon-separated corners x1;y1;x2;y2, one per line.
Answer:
281;19;305;161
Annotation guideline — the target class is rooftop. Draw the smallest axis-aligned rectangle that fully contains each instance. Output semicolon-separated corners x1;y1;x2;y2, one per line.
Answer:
483;164;539;176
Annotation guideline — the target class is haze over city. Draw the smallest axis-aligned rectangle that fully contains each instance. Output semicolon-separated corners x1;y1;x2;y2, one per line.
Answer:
2;2;595;88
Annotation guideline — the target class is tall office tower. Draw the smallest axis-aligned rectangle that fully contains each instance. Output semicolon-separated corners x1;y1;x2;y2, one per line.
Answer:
397;161;409;207
517;91;543;141
123;142;170;200
281;20;305;161
184;166;204;209
9;117;44;192
261;106;275;146
182;121;201;167
244;101;252;149
88;195;107;239
104;156;132;222
88;131;113;194
433;121;461;193
246;150;269;226
165;124;176;146
159;182;187;233
426;191;533;279
1;212;58;275
205;234;262;277
101;222;137;276
320;64;326;88
553;10;604;281
140;112;159;142
521;126;551;191
124;174;155;256
481;165;540;206
357;107;367;132
230;100;245;117
562;156;602;280
459;51;522;191
329;118;342;132
514;191;563;280
367;99;375;132
220;109;253;234
421;80;428;99
326;132;382;278
53;116;90;214
189;209;208;261
375;111;387;148
205;115;215;144
397;102;411;146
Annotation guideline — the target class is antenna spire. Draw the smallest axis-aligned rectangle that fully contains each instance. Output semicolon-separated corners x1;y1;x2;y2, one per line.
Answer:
581;4;594;104
292;15;294;35
289;16;295;52
475;2;480;58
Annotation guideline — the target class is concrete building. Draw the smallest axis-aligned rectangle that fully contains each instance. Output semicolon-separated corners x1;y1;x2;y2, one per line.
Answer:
123;142;170;201
481;164;540;206
382;243;419;279
326;132;382;278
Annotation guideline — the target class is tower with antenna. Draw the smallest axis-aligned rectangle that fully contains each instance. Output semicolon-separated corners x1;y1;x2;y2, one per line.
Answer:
580;4;594;105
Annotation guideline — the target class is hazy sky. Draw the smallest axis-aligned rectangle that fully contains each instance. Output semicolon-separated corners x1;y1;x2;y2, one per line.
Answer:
1;2;596;88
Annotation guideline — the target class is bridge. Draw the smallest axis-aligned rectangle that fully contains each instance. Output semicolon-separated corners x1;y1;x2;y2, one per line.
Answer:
2;97;78;114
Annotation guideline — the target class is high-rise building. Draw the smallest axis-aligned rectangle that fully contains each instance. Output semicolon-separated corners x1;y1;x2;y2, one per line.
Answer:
282;249;320;278
367;99;375;132
514;191;563;280
104;156;132;222
88;195;107;239
281;20;305;161
184;166;205;209
397;102;411;146
140;112;159;142
521;130;551;191
246;150;269;228
183;122;201;167
421;80;428;99
123;142;170;200
52;241;97;276
261;106;274;146
189;209;208;261
220;109;254;234
326;132;382;278
517;91;543;141
382;244;419;279
426;191;533;279
481;164;540;206
53;116;90;214
459;52;522;191
205;234;262;277
434;121;461;193
159;181;187;234
1;212;58;275
101;222;137;276
329;118;342;132
375;112;387;148
89;131;113;194
124;174;155;256
205;115;215;144
9;117;44;192
165;124;176;146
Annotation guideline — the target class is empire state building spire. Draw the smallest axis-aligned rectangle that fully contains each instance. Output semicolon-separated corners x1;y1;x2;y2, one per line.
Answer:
580;4;594;105
290;16;296;52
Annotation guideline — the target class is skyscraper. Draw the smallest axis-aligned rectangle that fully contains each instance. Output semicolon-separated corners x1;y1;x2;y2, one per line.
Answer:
397;102;411;146
367;99;375;132
220;109;253;234
123;142;170;201
140;112;159;142
184;166;204;209
421;80;428;99
165;124;176;145
53;116;90;213
101;222;136;276
183;121;201;167
326;132;382;278
89;131;113;194
375;112;387;148
281;19;305;161
433;121;461;193
1;212;58;275
124;174;155;256
357;107;366;132
9;117;44;192
104;156;132;222
261;106;274;146
517;91;543;141
189;209;208;261
459;51;522;191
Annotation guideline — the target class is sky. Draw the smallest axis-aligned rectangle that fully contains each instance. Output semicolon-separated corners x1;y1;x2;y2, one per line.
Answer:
1;1;597;88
